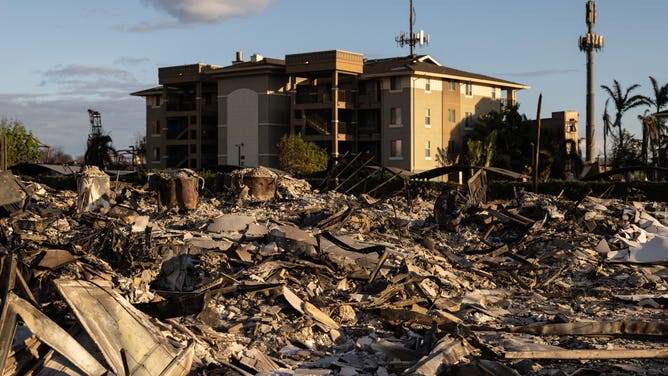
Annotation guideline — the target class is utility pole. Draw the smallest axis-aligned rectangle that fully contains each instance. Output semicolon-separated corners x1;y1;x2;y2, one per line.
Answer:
579;0;604;164
395;0;430;57
534;94;542;193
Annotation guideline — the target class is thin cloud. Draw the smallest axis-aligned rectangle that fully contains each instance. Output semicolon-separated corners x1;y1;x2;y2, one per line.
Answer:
40;64;144;100
44;65;131;79
114;56;151;65
0;95;146;157
501;68;580;78
122;19;185;32
126;0;277;31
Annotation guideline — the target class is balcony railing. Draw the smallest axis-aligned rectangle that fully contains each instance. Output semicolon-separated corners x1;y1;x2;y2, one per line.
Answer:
166;102;196;112
295;89;358;106
358;93;381;106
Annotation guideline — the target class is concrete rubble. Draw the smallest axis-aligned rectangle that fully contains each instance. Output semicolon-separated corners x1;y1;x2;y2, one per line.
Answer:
1;166;668;375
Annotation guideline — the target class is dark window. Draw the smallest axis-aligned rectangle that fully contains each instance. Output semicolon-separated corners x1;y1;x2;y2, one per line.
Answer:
390;77;400;91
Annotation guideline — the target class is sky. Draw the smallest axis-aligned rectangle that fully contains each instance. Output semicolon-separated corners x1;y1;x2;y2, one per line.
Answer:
1;0;666;159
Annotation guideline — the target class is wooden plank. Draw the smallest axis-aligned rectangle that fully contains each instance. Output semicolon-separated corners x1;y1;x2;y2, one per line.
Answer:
0;254;19;374
505;348;668;360
55;279;192;376
508;321;668;337
9;293;107;375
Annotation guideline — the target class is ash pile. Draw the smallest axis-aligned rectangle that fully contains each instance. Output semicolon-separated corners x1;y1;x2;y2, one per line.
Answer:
1;166;668;376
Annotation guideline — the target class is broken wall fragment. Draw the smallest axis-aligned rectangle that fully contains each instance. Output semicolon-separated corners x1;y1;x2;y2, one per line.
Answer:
76;166;110;213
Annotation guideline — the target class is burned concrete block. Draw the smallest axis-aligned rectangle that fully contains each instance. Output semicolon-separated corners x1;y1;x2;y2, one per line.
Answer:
207;214;254;234
0;171;25;216
76;166;110;213
229;166;278;201
268;225;317;256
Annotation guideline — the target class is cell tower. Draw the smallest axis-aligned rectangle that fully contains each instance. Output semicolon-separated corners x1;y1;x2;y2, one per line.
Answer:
395;0;430;57
88;109;102;138
579;0;604;164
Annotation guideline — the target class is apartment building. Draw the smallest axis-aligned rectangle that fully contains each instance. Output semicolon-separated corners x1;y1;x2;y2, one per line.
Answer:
132;49;529;172
131;63;220;169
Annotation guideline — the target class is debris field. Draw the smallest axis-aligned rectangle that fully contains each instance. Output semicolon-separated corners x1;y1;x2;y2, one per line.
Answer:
1;166;667;375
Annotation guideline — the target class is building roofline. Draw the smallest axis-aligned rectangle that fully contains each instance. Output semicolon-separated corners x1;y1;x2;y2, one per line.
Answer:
363;54;529;90
130;86;163;96
285;49;364;59
206;57;286;76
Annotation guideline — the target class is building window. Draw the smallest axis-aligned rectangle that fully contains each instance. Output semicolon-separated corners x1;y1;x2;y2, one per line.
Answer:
149;95;162;107
390;107;402;127
190;144;197;154
425;78;431;92
448;80;456;91
465;82;473;96
425;108;431;127
425;140;431;159
390;76;400;91
448;109;456;123
153;147;160;162
568;119;577;132
465;112;473;129
152;120;161;135
190;115;197;124
390;140;402;159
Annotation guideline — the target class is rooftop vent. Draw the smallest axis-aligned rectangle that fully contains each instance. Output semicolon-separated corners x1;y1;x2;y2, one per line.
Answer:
250;53;264;63
233;51;243;64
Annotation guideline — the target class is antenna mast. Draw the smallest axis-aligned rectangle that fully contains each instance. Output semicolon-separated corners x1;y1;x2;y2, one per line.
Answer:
395;0;430;57
579;0;604;164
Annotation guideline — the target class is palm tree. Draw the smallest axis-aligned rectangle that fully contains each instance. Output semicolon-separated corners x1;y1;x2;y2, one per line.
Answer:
600;80;646;165
640;76;668;166
602;99;613;168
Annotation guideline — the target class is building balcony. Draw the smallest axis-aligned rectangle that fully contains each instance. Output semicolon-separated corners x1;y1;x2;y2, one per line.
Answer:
294;89;356;109
166;103;196;112
358;93;381;109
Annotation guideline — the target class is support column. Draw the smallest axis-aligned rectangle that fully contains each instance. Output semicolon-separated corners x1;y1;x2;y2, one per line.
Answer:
505;89;517;107
161;86;168;169
352;76;359;153
289;75;296;135
195;82;202;168
332;71;339;158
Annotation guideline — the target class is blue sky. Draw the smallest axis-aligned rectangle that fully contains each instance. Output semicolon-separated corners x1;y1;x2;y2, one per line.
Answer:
1;0;666;159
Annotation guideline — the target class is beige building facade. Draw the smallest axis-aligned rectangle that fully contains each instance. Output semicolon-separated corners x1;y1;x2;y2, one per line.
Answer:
541;110;580;156
132;50;529;172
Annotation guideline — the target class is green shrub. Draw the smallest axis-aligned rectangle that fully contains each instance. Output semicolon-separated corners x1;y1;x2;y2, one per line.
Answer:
277;134;329;176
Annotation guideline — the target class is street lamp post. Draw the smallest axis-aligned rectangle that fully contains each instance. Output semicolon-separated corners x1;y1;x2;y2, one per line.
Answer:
129;145;136;169
235;143;244;166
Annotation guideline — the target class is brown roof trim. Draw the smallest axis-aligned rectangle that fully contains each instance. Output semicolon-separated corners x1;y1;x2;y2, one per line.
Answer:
130;86;163;96
363;55;529;89
206;58;285;76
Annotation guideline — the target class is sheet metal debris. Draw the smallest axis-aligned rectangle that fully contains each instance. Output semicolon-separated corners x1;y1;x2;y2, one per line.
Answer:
1;168;668;375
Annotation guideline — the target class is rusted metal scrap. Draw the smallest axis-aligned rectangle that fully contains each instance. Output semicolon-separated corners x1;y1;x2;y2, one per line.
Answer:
150;168;202;211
